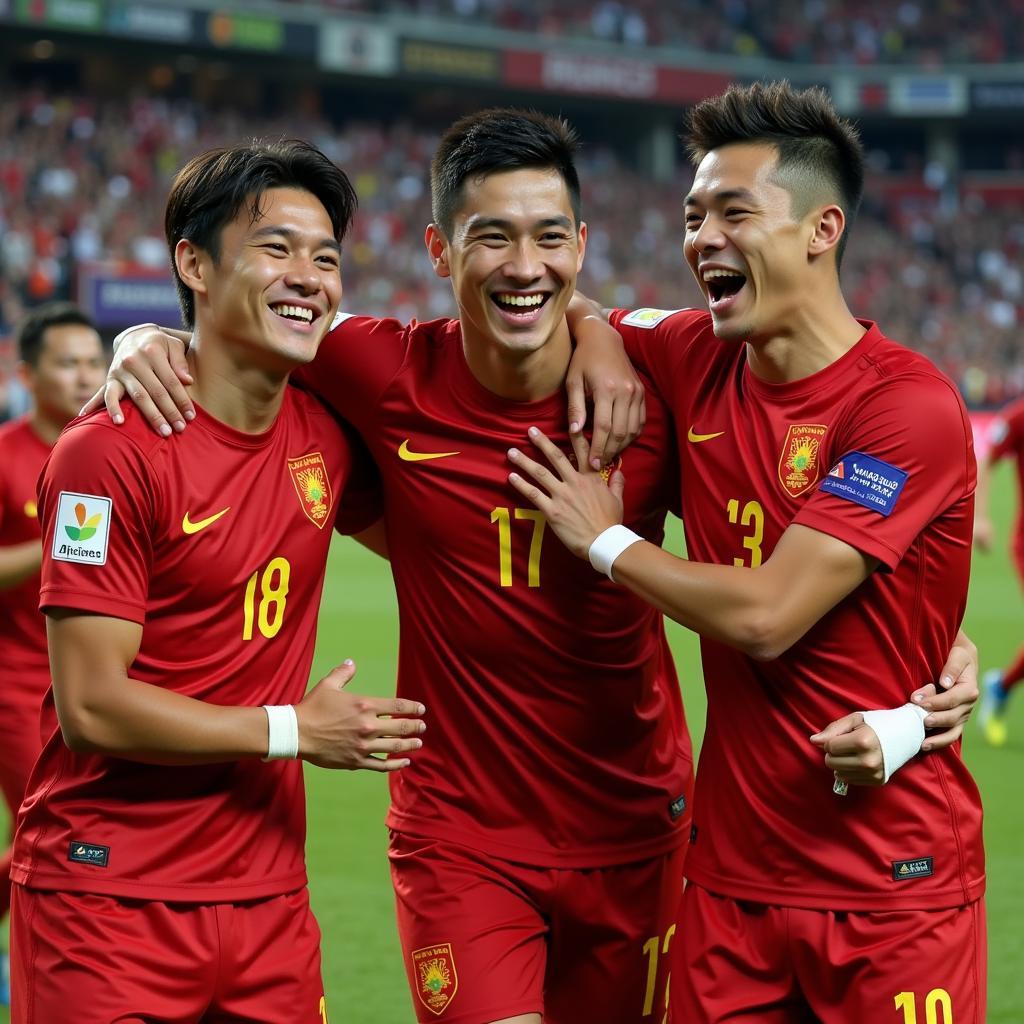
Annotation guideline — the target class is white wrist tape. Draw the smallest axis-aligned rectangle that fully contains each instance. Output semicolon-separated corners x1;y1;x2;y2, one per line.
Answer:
859;703;928;783
588;525;643;580
262;704;299;761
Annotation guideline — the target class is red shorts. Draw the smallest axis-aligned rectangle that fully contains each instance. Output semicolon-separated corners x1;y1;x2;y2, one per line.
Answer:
10;884;328;1023
674;882;987;1024
389;831;684;1024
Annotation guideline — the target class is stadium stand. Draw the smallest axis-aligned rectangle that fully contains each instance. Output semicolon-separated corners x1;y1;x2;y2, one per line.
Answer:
311;1;1024;64
1;82;1021;416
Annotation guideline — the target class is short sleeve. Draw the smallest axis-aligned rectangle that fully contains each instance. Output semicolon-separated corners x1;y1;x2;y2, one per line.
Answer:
609;307;704;402
794;374;975;569
38;423;159;624
293;314;410;435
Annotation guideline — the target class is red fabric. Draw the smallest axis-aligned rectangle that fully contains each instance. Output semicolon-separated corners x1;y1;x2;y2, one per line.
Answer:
614;308;984;912
10;885;326;1023
295;315;693;868
674;882;986;1023
0;417;51;680
986;397;1024;566
12;389;367;902
389;832;684;1024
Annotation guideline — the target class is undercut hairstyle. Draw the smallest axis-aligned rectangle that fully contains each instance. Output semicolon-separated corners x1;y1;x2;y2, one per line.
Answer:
431;108;582;236
685;81;864;266
17;302;98;366
165;139;358;327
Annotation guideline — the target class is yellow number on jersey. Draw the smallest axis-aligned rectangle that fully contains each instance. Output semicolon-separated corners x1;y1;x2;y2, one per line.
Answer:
319;995;330;1023
242;556;292;640
641;923;675;1019
726;498;764;567
490;507;546;588
895;988;953;1023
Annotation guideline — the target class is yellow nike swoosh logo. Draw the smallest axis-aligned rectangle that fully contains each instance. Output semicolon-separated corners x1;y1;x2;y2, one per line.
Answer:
398;440;460;462
687;427;725;443
182;507;231;535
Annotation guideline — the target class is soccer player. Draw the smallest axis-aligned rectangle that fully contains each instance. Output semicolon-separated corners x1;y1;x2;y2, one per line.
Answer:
507;83;986;1023
0;303;106;1000
8;141;426;1023
95;111;979;1024
974;397;1024;745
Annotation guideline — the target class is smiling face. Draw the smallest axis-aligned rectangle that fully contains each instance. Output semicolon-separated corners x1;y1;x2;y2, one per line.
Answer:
684;142;826;342
428;168;586;361
180;186;342;371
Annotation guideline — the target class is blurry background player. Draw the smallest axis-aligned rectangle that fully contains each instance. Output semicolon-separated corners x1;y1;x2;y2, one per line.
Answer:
8;141;426;1024
97;107;980;1024
0;303;106;1002
974;397;1024;745
509;82;986;1023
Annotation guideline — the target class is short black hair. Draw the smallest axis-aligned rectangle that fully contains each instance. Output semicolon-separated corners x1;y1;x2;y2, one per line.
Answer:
165;139;358;327
431;108;581;237
17;302;98;366
685;81;864;266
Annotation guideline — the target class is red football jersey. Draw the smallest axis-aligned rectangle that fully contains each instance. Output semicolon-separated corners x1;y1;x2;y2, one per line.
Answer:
986;397;1024;561
612;307;984;911
0;416;51;685
12;389;377;902
294;315;693;868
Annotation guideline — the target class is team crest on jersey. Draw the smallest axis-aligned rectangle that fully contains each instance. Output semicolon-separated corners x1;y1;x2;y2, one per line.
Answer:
568;453;622;484
778;424;828;498
287;452;333;529
412;943;459;1016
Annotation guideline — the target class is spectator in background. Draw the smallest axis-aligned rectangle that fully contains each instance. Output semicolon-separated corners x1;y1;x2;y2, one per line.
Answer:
0;302;107;1004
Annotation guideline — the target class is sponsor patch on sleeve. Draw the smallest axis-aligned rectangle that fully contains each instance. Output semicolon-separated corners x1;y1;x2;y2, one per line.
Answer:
819;452;908;517
52;491;113;565
620;307;690;329
328;310;356;332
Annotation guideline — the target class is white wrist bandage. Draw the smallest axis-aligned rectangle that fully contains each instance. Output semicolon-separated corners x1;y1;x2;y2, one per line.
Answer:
588;525;643;579
262;704;299;761
859;702;928;783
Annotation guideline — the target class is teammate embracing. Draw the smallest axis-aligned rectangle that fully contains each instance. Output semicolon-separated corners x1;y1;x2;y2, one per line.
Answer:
95;107;982;1024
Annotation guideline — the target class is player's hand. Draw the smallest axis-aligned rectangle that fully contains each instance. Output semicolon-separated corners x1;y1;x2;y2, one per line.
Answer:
80;324;194;436
972;517;993;552
508;427;624;559
565;317;645;469
809;713;886;787
295;660;426;772
909;627;979;751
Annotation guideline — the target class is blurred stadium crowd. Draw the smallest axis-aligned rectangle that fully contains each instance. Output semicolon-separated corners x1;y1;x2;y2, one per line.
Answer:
318;0;1024;64
1;84;1022;414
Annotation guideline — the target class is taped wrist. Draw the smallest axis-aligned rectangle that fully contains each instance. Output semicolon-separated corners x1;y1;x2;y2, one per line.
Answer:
262;704;299;761
859;703;928;782
588;525;643;579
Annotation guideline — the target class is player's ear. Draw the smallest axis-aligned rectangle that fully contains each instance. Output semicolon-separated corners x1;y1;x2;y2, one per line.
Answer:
424;224;451;280
808;204;844;259
175;238;208;297
576;220;588;273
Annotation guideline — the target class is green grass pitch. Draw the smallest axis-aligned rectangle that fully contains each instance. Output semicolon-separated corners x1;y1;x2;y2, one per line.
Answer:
2;468;1020;1021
